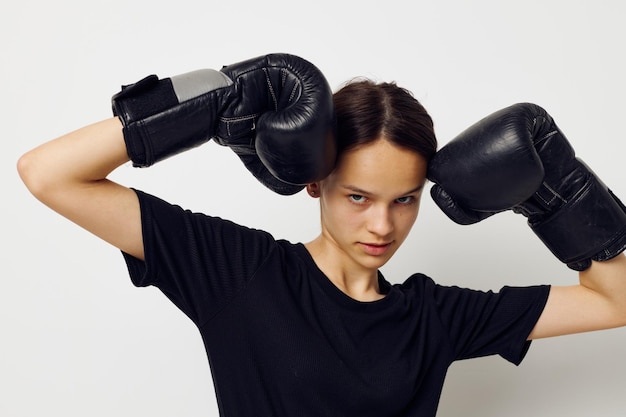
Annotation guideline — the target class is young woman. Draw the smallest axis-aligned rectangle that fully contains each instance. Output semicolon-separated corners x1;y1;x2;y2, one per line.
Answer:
17;54;626;416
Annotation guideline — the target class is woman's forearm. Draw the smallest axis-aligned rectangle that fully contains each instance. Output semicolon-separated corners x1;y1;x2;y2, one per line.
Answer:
579;254;626;324
18;117;128;197
18;117;144;259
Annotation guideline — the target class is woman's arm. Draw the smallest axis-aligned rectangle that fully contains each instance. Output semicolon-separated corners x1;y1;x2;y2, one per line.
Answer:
427;102;626;340
17;55;336;264
17;117;144;260
528;254;626;339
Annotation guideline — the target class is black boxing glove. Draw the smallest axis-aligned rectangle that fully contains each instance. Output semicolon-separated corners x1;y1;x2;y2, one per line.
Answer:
428;103;626;270
112;53;336;195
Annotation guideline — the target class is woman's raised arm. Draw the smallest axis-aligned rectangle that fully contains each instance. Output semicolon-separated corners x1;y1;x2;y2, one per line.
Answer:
17;53;337;262
17;117;144;260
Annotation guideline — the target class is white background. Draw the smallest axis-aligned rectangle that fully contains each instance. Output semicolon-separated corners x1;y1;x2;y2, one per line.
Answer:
3;0;626;415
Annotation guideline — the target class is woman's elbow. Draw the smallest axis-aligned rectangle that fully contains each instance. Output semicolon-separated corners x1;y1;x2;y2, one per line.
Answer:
17;149;60;203
18;150;43;196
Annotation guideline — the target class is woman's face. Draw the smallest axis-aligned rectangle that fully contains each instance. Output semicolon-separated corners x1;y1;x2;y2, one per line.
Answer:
309;138;428;273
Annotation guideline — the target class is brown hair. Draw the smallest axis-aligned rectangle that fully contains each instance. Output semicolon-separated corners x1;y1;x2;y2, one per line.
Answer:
332;79;437;161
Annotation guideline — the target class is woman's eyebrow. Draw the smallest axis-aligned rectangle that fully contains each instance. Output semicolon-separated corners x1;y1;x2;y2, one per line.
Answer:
341;184;371;195
404;184;425;195
341;183;425;196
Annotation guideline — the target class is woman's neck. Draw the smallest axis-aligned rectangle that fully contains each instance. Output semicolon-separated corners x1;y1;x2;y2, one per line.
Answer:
305;237;385;302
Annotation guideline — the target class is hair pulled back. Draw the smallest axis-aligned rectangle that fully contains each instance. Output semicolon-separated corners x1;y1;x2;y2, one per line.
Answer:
332;79;437;162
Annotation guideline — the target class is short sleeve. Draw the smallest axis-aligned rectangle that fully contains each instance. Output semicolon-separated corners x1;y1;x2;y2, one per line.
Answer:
430;280;550;365
122;189;278;326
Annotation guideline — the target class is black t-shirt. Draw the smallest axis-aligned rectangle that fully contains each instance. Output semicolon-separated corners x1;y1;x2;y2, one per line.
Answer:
123;190;550;417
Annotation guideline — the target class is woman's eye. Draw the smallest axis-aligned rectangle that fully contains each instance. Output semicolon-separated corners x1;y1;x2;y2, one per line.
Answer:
396;196;414;205
349;194;366;204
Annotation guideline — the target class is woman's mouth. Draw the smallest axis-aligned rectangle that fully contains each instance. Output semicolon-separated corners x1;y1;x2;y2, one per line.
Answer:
359;242;392;256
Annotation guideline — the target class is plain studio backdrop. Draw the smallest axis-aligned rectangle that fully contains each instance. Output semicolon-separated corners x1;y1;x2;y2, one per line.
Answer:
2;1;625;416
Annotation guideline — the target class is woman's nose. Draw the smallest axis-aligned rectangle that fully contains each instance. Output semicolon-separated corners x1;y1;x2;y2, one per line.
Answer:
366;205;394;236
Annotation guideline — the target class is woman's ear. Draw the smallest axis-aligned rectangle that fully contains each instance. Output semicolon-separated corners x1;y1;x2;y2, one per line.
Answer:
306;183;321;198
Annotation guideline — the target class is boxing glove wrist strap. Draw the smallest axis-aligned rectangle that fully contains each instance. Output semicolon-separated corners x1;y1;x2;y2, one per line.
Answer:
530;175;626;270
112;70;232;167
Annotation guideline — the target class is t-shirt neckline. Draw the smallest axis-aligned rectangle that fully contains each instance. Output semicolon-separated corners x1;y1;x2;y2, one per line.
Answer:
293;243;398;312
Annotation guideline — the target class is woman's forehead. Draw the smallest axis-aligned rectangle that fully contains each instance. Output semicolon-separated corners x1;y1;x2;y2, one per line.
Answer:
331;139;427;193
